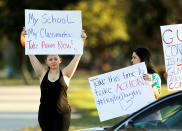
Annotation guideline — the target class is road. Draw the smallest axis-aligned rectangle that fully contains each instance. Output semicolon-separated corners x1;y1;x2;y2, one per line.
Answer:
0;85;40;131
0;85;81;131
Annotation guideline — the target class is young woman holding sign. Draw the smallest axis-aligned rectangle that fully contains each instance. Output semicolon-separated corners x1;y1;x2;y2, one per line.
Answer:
131;48;161;99
21;28;87;131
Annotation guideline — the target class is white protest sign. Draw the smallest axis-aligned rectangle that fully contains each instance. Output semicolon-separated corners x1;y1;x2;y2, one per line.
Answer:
160;24;182;91
25;9;83;55
88;62;155;122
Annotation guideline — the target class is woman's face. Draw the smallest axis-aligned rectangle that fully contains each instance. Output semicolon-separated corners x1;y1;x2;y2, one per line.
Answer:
46;55;62;69
131;52;141;65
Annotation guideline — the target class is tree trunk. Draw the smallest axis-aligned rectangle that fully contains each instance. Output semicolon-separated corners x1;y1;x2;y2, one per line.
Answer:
21;55;32;85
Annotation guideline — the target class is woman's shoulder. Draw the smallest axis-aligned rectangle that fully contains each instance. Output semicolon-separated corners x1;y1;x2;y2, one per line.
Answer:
151;73;161;80
41;66;49;75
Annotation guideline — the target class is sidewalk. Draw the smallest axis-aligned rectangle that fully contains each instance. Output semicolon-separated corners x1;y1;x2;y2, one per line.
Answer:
0;85;40;131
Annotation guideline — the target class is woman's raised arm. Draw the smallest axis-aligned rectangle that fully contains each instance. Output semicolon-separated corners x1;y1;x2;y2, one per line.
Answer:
28;55;45;78
62;30;87;79
21;27;46;78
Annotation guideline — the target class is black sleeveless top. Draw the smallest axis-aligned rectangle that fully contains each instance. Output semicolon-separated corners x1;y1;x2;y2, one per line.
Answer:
40;68;71;114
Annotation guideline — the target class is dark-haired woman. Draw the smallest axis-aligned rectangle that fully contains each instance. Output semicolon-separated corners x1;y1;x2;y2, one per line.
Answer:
131;48;161;99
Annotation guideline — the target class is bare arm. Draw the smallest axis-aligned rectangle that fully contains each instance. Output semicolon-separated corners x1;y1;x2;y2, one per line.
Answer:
153;86;160;99
28;55;46;78
62;54;82;79
62;30;87;79
21;28;46;78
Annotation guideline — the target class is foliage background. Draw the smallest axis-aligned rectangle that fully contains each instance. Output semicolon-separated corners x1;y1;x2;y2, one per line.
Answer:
1;0;182;81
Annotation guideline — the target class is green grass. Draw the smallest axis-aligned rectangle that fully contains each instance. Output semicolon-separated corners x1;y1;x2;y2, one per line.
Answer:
160;84;177;97
68;87;124;131
16;77;176;131
0;79;40;85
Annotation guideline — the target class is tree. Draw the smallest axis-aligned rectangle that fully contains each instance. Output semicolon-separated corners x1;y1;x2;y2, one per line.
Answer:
126;0;168;50
66;0;130;72
126;0;182;66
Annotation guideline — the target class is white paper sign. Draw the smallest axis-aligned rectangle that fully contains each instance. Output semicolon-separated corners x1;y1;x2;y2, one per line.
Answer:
25;9;83;55
160;24;182;91
88;62;155;122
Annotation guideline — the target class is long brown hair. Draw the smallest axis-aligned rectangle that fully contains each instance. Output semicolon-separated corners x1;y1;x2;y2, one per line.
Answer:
133;48;156;73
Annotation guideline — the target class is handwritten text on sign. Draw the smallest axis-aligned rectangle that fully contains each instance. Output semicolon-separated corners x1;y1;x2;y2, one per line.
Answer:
160;24;182;91
25;9;83;55
88;62;155;122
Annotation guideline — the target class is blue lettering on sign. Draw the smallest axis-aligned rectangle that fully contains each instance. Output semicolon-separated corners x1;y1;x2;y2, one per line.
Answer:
96;89;142;107
41;14;75;24
42;14;49;24
40;28;71;38
28;13;39;26
28;28;37;39
119;99;133;111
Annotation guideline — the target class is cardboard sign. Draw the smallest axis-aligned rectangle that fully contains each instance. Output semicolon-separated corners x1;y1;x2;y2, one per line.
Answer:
160;24;182;91
88;62;155;121
25;9;83;55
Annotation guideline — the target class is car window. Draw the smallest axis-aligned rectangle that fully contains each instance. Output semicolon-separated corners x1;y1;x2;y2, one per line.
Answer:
124;94;182;130
161;104;182;122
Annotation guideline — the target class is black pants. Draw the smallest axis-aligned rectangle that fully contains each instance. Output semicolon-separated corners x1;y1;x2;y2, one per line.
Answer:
38;105;71;131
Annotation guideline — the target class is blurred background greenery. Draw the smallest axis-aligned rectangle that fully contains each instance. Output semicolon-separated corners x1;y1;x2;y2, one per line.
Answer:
1;0;182;84
0;0;181;130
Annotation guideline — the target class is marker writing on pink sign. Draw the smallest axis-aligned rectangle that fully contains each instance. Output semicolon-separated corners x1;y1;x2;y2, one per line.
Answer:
177;64;182;66
163;29;182;44
58;40;73;49
168;82;182;90
27;40;38;49
116;76;148;92
41;41;56;49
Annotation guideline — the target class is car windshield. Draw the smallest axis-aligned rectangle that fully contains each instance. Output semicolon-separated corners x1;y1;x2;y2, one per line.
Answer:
128;94;182;130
